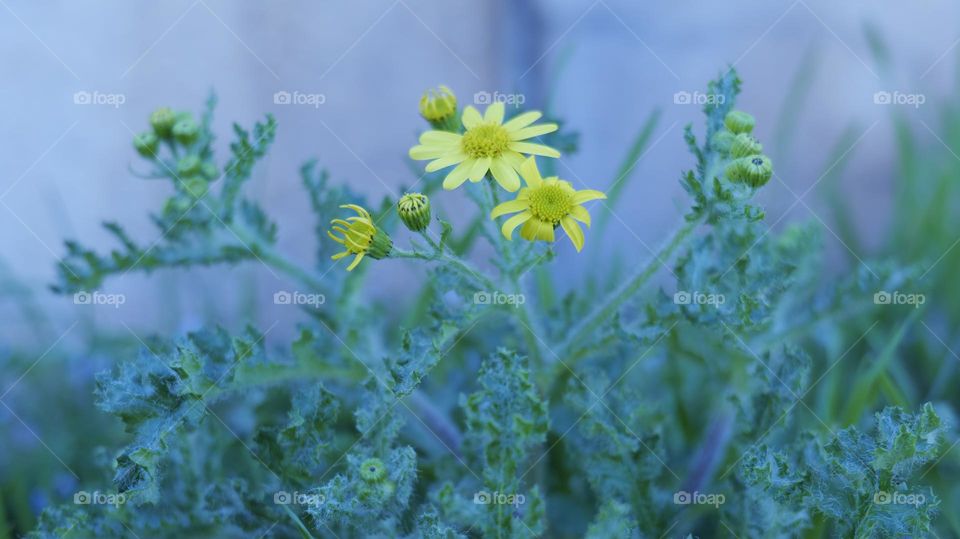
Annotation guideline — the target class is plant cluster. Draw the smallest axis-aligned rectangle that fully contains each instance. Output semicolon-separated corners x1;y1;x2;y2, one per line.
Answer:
26;70;952;538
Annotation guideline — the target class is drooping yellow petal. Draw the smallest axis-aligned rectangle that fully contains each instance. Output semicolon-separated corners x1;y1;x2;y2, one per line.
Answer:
346;252;365;271
519;157;543;188
443;160;475;190
331;250;351;260
484;102;505;124
501;211;532;240
521;218;554;242
502;111;543;132
489;159;521;192
510;123;558;141
569;205;591;226
462;106;483;129
560;217;585;252
469;157;492;182
509;141;561;158
491;199;530;219
571;190;607;204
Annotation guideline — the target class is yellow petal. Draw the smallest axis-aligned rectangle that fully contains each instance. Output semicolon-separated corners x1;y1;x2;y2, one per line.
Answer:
510;141;561;158
410;144;450;160
501;211;532;240
501;150;525;170
521;218;554;242
569;205;591;226
426;153;467;172
560;217;585;252
462;106;483;129
346;252;365;271
489;159;521;192
491;199;529;219
510;123;558;141
484;102;505;124
443;160;474;190
469;157;491;182
502;111;543;132
571;189;607;204
331;250;351;260
519;157;543;188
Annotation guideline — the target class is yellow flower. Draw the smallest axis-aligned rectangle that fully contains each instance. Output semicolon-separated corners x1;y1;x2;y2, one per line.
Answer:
490;157;606;252
328;204;393;271
409;102;560;192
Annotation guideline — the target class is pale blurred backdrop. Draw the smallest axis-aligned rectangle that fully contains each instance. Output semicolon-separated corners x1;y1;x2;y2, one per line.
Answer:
1;0;959;343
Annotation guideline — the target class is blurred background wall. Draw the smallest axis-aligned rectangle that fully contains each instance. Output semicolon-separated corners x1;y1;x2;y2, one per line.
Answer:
1;0;959;343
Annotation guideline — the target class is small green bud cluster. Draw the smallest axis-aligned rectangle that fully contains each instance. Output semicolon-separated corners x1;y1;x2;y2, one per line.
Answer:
717;110;773;188
135;107;202;159
134;108;219;203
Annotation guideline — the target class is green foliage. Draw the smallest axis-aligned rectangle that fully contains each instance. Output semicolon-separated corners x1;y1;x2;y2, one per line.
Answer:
18;70;956;538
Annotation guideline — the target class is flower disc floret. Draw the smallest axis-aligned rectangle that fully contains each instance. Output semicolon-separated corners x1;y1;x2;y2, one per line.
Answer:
461;124;511;159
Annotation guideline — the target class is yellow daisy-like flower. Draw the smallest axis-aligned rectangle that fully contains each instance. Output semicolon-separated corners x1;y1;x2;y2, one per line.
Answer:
327;204;393;271
409;101;561;192
490;157;606;252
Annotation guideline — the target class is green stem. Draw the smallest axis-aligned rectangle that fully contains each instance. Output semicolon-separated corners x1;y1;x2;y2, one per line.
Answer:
282;504;318;539
392;245;497;292
556;217;702;357
229;223;326;293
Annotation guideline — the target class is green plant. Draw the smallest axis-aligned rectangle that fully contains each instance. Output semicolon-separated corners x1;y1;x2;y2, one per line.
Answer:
26;70;952;538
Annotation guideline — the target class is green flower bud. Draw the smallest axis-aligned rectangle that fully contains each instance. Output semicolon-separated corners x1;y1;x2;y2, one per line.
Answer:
397;193;431;232
150;107;177;137
360;458;387;483
711;131;736;154
172;117;199;145
730;133;763;158
177;155;202;176
419;85;458;131
133;131;159;158
180;176;209;198
743;155;773;188
727;155;773;188
724;110;755;134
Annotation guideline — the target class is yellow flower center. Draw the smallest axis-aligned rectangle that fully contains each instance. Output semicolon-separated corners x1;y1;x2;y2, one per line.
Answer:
461;124;511;159
528;184;572;225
